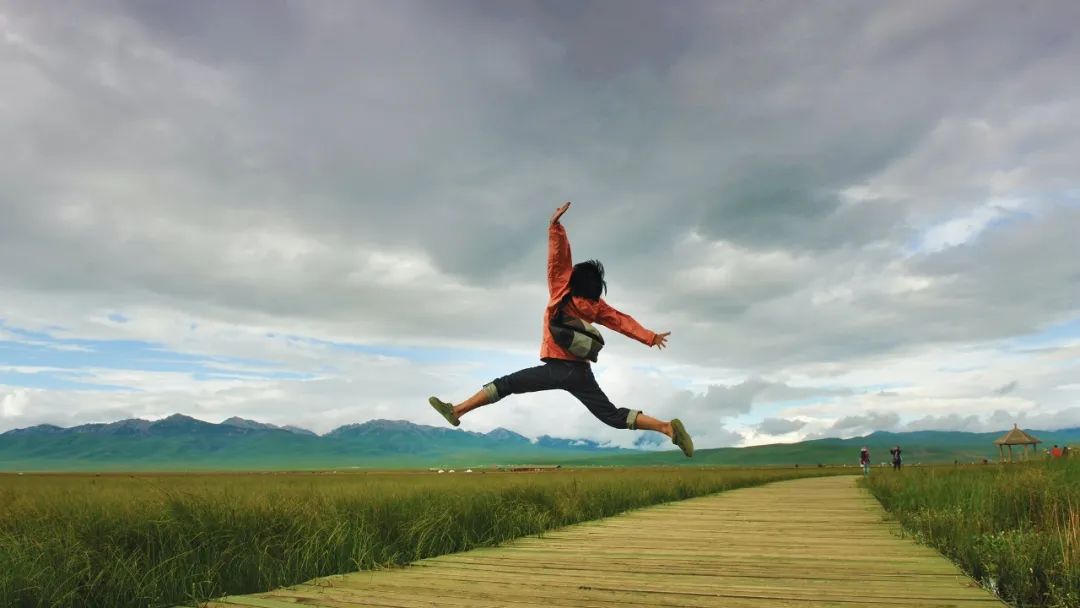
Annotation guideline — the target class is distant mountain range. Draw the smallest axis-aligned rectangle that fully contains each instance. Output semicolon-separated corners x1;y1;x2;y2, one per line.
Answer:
0;414;629;471
2;414;1078;471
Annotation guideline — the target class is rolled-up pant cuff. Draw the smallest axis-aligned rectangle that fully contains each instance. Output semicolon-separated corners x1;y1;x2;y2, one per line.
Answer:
626;409;641;430
482;382;502;403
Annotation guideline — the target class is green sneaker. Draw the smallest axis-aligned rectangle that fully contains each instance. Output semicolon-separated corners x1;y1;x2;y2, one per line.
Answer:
671;419;693;458
428;397;460;427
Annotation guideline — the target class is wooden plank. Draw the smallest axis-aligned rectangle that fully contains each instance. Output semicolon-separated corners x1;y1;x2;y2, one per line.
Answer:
211;597;324;608
342;566;996;603
321;577;996;607
288;581;981;608
184;476;1005;608
347;560;966;588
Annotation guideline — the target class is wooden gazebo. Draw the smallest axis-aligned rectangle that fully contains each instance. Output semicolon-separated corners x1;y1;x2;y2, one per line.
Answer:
993;424;1041;462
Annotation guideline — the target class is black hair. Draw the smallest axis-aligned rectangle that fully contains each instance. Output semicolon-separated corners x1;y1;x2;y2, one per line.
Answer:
570;259;607;301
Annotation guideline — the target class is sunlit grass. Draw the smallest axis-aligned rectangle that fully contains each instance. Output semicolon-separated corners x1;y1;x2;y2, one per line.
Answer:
0;467;842;607
864;460;1079;608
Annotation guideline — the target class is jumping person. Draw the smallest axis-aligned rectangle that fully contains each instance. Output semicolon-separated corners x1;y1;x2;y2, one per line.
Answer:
428;202;694;457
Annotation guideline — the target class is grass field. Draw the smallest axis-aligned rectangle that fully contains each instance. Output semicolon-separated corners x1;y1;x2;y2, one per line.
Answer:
864;459;1079;608
0;466;844;608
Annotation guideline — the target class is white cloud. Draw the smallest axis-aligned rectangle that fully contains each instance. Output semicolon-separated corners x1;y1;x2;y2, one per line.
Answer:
1;390;29;418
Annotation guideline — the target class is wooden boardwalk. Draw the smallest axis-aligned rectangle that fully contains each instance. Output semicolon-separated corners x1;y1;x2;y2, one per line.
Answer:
203;476;1003;608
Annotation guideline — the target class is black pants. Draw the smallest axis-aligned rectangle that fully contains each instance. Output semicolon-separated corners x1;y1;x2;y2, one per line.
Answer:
484;360;640;430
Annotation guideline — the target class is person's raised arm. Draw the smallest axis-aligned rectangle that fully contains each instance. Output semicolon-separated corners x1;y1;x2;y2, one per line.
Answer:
547;202;573;297
594;299;670;349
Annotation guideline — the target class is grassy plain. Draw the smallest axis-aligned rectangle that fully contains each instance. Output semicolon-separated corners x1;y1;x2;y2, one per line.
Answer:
0;466;845;608
864;459;1079;608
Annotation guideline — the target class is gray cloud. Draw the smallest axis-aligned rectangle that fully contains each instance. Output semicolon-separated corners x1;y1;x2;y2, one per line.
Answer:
2;1;1080;442
632;421;742;449
665;380;849;418
633;433;667;449
902;408;1080;434
831;412;901;434
994;381;1019;396
755;417;807;435
668;380;769;417
703;426;746;448
903;413;985;433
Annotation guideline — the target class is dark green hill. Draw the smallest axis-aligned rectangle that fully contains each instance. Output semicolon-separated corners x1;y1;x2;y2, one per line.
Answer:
0;415;632;471
2;415;1077;471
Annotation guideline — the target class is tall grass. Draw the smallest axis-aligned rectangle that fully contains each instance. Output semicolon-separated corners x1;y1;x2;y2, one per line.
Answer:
864;460;1079;608
0;467;838;607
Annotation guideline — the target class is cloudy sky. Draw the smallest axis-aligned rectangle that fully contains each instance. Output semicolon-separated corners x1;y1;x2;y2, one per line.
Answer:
2;1;1079;448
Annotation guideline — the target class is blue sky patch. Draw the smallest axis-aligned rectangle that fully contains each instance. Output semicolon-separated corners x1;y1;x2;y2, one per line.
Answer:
0;369;132;392
0;320;310;390
0;321;527;391
1006;315;1080;352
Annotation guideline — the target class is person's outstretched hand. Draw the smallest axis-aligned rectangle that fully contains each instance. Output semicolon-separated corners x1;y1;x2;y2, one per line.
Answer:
551;201;571;224
653;332;671;349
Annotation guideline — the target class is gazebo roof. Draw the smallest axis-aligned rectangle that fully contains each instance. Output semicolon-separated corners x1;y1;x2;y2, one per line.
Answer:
993;424;1041;445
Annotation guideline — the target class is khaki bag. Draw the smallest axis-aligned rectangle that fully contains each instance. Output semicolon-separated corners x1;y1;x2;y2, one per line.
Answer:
549;298;605;362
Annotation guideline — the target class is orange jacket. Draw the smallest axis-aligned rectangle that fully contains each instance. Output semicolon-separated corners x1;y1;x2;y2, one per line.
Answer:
540;221;657;362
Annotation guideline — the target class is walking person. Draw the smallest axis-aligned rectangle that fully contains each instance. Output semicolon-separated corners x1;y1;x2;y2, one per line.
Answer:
890;445;902;471
428;202;694;457
860;446;871;476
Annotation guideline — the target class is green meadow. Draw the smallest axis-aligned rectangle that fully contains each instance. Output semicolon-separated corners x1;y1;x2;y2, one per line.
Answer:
0;466;843;608
864;459;1079;608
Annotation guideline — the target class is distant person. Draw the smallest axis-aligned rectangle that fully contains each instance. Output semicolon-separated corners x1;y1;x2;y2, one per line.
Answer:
860;447;871;476
1063;445;1070;458
1051;444;1063;459
428;202;693;457
890;445;902;471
